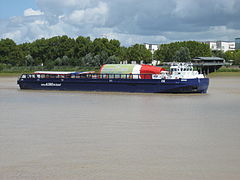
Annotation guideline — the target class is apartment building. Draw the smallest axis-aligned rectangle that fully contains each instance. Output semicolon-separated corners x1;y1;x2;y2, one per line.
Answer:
205;41;235;52
144;43;160;54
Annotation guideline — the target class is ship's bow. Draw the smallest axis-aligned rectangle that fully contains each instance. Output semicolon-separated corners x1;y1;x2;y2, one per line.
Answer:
197;78;209;93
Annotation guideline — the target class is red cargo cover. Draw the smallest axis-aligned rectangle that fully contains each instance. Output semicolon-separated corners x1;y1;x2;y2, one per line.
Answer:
140;65;165;79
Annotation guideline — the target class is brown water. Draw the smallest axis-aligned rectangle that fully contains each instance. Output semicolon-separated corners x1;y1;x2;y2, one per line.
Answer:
0;76;240;180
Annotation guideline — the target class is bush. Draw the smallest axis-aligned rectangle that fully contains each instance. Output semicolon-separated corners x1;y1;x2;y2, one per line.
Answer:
0;63;10;71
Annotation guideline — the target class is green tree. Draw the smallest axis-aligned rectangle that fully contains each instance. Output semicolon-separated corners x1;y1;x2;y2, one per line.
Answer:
30;38;49;65
212;50;227;59
92;38;108;55
235;50;240;65
225;51;235;61
118;47;128;62
24;54;34;66
126;44;151;63
74;36;92;58
154;41;212;62
0;38;25;66
54;57;63;66
154;44;169;62
91;38;121;58
106;55;120;64
82;53;94;67
173;47;191;62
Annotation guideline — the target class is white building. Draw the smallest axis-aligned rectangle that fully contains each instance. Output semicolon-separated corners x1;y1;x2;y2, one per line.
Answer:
144;43;160;54
205;41;235;52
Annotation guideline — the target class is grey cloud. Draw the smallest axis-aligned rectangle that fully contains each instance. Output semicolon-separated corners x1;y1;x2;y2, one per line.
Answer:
104;0;240;35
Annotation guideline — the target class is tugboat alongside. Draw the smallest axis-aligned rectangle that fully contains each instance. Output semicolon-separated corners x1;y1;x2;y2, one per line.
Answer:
17;63;209;93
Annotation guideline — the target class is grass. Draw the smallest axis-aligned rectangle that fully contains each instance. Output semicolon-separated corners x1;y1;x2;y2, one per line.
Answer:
208;66;240;77
208;72;240;77
216;67;240;72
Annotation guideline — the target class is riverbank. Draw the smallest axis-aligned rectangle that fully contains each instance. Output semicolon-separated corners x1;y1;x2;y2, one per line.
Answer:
208;72;240;77
0;73;22;77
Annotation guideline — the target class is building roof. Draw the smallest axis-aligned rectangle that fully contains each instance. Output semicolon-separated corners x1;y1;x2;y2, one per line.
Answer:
144;43;160;46
205;41;235;43
192;57;225;61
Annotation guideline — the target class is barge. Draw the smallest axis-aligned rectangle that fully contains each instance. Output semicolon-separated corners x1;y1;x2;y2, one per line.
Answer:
17;63;209;93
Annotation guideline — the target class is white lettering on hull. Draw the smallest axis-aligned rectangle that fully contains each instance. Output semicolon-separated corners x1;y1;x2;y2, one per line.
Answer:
41;83;61;87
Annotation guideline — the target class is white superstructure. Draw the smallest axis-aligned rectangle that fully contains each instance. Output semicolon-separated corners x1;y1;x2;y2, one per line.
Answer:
152;63;204;79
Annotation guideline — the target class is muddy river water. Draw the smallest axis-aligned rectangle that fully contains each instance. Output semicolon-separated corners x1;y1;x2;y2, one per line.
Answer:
0;76;240;180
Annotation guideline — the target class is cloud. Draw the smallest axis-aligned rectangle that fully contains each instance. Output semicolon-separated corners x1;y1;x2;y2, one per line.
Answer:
37;0;98;15
24;8;44;16
66;2;108;26
93;29;168;45
1;0;240;46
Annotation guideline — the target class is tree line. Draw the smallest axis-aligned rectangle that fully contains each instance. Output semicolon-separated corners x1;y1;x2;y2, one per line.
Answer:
153;41;240;64
0;36;152;69
0;36;239;70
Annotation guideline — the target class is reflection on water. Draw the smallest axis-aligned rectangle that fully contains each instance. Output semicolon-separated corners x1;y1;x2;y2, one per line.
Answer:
0;77;240;180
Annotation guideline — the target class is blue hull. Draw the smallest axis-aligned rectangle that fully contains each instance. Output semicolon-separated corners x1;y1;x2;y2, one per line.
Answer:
17;78;209;93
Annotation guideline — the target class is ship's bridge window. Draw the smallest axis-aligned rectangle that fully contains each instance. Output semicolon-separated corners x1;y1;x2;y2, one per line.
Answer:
21;75;26;78
28;74;36;78
49;75;56;78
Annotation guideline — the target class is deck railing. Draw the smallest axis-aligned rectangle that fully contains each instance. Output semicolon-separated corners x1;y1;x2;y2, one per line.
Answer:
20;73;154;80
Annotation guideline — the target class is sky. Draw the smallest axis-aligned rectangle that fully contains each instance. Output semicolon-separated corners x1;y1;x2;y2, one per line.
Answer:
0;0;240;46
